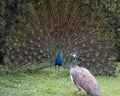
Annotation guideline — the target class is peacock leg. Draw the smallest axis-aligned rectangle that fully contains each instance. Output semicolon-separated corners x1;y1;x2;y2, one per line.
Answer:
55;65;59;72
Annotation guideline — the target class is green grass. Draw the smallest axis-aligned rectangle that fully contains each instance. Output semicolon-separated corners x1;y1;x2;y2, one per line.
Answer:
0;66;120;96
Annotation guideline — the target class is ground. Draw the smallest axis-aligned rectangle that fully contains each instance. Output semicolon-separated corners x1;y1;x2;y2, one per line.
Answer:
0;66;120;96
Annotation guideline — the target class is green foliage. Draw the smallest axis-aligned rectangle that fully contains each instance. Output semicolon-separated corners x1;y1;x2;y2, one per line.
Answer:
83;0;120;61
0;0;6;64
110;1;120;61
98;0;120;60
0;67;120;96
0;0;30;64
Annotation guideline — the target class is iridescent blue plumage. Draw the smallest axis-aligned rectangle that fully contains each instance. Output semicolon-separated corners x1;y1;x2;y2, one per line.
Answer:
55;45;62;69
55;51;62;65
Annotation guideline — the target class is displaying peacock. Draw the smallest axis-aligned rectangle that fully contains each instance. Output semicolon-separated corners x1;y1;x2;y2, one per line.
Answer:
70;53;100;96
55;45;62;70
5;0;118;75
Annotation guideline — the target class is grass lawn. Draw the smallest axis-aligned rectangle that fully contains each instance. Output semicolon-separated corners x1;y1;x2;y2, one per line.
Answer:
0;66;120;96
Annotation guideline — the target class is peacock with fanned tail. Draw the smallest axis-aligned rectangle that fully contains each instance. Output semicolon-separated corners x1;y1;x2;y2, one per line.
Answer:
5;0;118;75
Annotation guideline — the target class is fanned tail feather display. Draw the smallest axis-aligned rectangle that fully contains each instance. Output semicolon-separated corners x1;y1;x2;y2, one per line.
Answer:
5;0;118;75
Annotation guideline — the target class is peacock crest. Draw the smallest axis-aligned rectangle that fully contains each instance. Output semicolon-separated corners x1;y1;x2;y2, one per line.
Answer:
5;0;118;75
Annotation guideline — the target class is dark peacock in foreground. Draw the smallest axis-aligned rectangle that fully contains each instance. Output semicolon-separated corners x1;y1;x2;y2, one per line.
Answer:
5;0;118;75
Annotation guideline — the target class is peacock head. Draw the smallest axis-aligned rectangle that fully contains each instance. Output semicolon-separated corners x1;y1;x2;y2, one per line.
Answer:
70;52;77;58
70;52;78;66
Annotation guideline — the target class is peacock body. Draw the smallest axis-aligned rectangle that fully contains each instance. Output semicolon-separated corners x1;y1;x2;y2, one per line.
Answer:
5;0;118;75
70;54;100;96
55;45;62;69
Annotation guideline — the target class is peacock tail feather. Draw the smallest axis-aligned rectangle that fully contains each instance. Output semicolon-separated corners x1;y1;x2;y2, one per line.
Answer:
5;0;118;75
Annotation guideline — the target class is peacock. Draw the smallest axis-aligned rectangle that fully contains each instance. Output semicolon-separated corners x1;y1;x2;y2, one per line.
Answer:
70;53;100;96
5;0;118;75
55;45;62;70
